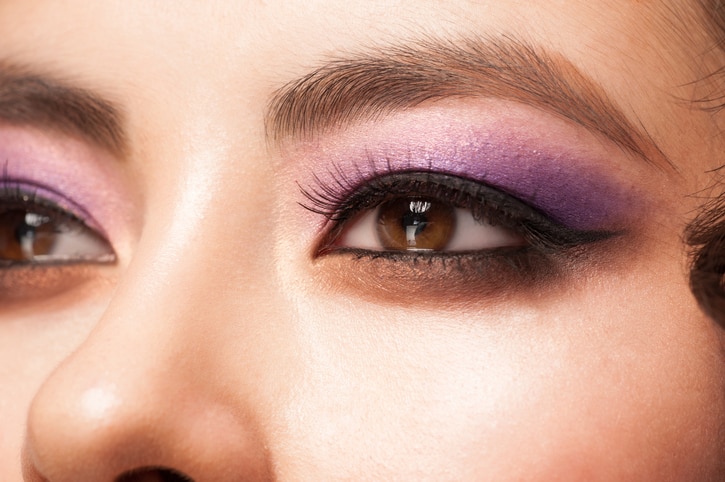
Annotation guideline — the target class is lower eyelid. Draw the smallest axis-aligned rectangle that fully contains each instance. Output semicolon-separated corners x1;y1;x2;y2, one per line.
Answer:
311;232;626;309
0;264;115;305
311;248;557;309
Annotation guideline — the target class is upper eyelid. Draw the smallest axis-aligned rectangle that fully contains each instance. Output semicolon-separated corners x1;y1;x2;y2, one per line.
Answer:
287;106;652;232
302;168;562;224
0;178;106;236
0;124;138;243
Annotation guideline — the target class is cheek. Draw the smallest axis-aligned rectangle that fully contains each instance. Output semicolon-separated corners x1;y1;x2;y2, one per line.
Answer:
250;177;725;480
268;263;725;480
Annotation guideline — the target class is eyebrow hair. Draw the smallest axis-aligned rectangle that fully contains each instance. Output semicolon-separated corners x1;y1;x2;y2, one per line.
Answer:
267;36;671;169
0;63;126;155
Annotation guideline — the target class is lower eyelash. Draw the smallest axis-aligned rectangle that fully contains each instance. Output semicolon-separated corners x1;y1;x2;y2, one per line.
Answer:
328;245;559;274
312;245;598;306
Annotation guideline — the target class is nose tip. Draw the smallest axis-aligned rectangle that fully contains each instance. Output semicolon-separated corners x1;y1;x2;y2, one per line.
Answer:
23;376;273;481
21;335;274;482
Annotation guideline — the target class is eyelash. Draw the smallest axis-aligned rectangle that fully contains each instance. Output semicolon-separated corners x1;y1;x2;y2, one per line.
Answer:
0;177;113;267
300;168;616;266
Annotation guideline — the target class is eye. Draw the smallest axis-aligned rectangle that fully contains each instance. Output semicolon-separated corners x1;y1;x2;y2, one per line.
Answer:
339;196;526;252
0;189;114;267
301;170;622;304
304;171;616;259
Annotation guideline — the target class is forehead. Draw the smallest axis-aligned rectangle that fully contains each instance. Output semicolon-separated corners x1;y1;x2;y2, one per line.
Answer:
0;1;707;68
0;1;718;172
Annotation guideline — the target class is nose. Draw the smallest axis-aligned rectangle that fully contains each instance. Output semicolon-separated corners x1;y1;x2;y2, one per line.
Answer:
21;248;275;481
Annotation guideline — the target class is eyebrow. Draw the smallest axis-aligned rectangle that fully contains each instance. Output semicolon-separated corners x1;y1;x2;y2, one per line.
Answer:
0;63;126;155
267;36;671;169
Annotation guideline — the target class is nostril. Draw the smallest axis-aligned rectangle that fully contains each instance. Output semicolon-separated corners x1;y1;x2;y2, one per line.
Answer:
116;467;194;482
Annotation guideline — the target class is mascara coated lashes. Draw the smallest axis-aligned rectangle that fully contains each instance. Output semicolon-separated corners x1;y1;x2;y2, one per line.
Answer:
302;169;616;257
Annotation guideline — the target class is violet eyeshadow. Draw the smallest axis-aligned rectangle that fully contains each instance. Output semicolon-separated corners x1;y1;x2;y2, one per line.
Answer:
320;139;637;231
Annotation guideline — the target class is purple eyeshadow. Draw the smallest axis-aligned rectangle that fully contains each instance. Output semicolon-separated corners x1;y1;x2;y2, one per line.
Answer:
0;177;95;222
314;133;639;231
411;142;626;229
0;127;129;239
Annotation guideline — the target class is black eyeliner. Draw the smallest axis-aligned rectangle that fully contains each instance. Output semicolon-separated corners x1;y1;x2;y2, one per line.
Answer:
301;171;619;258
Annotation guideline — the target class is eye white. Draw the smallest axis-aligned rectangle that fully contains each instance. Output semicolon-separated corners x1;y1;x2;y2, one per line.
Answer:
18;217;115;263
34;227;114;262
339;206;525;251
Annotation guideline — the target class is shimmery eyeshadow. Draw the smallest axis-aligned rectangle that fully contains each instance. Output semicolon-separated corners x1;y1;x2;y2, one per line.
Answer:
0;126;131;238
336;140;633;230
289;102;649;231
0;178;95;223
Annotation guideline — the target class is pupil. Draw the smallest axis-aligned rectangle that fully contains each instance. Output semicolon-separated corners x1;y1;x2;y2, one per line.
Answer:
15;212;42;259
15;221;36;243
376;197;455;251
401;203;431;245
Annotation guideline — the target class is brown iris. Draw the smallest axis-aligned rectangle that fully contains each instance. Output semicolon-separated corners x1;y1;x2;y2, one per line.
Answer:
376;197;456;250
0;209;57;261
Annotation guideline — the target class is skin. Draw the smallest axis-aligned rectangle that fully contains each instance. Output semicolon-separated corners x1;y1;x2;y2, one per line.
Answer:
0;0;724;480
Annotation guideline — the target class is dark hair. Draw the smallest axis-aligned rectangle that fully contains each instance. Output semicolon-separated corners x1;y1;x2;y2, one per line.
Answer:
688;192;725;324
698;0;725;113
687;1;725;325
702;0;725;54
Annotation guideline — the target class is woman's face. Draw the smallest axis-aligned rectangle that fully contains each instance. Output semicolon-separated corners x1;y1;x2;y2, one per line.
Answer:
1;1;724;480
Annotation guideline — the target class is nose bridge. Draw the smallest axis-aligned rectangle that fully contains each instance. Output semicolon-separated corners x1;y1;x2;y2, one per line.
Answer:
23;183;277;481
